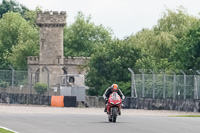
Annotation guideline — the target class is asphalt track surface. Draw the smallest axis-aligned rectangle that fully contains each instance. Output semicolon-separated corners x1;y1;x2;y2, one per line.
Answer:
0;105;200;133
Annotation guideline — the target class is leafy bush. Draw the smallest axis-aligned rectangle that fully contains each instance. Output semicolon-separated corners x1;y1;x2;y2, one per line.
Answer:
0;81;9;91
33;83;47;95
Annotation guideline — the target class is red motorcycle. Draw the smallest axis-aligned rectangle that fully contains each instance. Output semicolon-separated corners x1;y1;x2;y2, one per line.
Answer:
106;92;122;123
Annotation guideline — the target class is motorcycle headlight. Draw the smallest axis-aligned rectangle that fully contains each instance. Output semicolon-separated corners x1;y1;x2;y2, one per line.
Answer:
116;102;120;105
110;102;114;104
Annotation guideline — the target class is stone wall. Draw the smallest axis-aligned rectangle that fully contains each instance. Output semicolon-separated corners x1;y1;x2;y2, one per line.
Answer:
27;56;39;64
64;57;90;75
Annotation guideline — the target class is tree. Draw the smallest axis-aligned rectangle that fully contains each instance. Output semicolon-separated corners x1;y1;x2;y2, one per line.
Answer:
128;7;198;71
24;7;41;28
154;6;197;39
85;39;142;96
0;12;39;69
64;11;113;57
0;0;29;18
129;29;177;70
170;21;200;71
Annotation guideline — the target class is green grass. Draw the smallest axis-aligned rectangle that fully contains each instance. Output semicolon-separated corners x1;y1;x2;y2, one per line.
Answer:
0;128;15;133
171;115;200;117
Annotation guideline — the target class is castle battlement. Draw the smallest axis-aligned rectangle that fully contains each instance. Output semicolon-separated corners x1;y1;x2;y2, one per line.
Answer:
65;57;90;65
27;56;39;65
37;11;66;27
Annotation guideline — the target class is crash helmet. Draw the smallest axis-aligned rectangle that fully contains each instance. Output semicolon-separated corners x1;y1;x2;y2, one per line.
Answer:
111;84;118;92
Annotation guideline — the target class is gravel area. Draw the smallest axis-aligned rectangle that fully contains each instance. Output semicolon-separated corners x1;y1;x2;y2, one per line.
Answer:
0;104;199;116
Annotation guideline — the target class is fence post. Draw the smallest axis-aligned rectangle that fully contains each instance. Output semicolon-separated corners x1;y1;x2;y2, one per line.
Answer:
9;65;14;93
42;66;49;96
28;66;33;95
139;69;145;97
171;71;176;99
194;75;197;99
195;70;200;99
190;69;197;99
163;73;166;99
128;68;137;98
9;65;14;103
149;69;155;98
180;70;186;99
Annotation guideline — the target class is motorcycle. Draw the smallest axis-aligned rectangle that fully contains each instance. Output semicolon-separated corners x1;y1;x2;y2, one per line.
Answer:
106;92;122;123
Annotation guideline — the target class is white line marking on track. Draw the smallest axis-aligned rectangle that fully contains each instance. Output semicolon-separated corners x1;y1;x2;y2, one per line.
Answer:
0;126;19;133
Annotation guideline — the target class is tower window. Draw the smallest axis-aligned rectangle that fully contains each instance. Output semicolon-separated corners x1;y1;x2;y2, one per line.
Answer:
69;76;75;83
57;56;61;64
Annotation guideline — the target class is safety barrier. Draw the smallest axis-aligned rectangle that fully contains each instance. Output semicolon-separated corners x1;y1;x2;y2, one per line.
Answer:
85;96;200;112
123;98;200;112
0;92;77;107
1;93;200;112
51;96;64;107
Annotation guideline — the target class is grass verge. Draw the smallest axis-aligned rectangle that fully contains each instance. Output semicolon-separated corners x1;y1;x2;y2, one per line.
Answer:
0;128;15;133
171;115;200;117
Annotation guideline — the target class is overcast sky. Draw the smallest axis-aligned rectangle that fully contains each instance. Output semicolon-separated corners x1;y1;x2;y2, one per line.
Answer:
2;0;200;39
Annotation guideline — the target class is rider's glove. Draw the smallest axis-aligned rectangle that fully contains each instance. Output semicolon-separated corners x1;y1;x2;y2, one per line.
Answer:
122;95;125;100
105;98;108;104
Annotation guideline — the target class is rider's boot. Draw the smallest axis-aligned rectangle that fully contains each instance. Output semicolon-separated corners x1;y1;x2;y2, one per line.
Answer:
119;108;121;115
104;106;107;112
119;111;121;115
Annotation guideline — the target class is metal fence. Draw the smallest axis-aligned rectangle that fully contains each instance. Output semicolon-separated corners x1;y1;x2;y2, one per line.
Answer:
1;70;200;100
133;74;200;99
0;70;28;93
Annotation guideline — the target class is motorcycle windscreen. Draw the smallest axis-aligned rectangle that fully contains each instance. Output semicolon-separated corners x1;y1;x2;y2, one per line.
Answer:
111;93;119;100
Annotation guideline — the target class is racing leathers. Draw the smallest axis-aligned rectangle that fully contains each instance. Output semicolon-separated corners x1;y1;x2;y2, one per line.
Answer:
103;87;125;101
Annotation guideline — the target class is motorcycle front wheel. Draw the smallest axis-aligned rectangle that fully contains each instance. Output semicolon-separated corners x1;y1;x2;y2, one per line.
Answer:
112;107;117;123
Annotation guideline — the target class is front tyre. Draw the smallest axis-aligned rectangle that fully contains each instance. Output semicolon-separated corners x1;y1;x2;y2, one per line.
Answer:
112;107;117;123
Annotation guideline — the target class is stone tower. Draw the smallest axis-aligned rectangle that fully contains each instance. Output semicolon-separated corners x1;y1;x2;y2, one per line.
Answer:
37;11;66;65
28;11;89;93
31;11;66;87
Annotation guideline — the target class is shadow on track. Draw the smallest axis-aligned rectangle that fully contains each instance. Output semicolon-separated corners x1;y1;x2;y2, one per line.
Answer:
91;121;130;123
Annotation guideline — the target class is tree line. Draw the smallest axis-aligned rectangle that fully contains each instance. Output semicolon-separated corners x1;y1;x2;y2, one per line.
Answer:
1;0;200;96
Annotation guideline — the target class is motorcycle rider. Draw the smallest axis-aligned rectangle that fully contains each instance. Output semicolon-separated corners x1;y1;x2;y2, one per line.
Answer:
103;84;125;114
